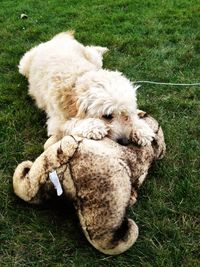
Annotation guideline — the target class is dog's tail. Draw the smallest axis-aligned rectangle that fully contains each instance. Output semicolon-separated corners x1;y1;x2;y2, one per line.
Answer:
52;30;75;40
18;47;36;78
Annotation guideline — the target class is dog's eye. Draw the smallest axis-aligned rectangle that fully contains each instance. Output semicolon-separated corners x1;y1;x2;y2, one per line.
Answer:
124;115;129;122
102;114;113;120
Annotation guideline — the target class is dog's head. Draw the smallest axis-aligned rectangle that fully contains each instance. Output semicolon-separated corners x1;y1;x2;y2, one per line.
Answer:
75;70;139;145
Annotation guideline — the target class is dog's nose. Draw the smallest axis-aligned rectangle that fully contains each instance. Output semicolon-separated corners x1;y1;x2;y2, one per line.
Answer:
117;137;130;146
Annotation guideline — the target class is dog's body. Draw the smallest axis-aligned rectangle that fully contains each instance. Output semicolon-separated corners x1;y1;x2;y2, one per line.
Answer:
19;31;154;148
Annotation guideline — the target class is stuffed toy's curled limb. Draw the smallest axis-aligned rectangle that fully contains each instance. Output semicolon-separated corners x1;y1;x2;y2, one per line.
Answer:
76;163;139;255
66;140;139;255
13;136;80;203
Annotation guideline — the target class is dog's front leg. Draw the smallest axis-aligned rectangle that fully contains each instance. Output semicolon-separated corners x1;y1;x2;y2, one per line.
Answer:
131;115;155;146
63;118;109;140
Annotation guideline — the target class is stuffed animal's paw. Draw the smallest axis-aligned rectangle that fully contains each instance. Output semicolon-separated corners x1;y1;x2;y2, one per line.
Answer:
13;161;33;202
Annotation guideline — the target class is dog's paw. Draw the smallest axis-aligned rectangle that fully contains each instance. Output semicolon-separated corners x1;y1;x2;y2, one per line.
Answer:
132;124;155;146
81;124;108;140
71;118;109;140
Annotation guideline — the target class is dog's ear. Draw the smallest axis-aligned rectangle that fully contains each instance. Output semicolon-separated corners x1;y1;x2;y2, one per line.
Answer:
53;75;88;119
54;83;78;118
76;98;87;119
76;108;86;119
65;89;79;118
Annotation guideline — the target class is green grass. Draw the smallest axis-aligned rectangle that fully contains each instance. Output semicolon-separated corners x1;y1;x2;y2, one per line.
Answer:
0;0;200;266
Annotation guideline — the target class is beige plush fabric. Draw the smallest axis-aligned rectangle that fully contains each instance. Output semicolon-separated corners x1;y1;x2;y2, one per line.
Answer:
13;112;165;255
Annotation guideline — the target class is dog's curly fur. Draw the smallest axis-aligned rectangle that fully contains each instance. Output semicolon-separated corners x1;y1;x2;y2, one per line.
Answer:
19;31;154;148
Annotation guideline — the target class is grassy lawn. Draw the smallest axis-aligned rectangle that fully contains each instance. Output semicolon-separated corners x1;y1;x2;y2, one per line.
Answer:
0;0;200;266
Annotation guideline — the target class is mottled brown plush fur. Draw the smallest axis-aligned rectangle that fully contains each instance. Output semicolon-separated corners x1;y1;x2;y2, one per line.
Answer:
13;112;165;255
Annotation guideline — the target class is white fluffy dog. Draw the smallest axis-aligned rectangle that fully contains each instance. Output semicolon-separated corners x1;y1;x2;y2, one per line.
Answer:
19;31;154;148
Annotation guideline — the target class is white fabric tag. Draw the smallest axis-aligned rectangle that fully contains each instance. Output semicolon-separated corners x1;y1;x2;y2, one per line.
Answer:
49;170;63;196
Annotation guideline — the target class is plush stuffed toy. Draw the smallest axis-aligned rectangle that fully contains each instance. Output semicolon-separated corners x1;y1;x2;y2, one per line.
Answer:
13;111;165;255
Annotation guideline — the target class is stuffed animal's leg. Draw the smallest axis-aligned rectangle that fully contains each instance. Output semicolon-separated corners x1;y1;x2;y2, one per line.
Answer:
129;188;138;206
76;164;139;255
44;135;62;150
13;160;57;204
79;212;139;255
129;171;149;207
13;136;80;203
13;161;35;202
